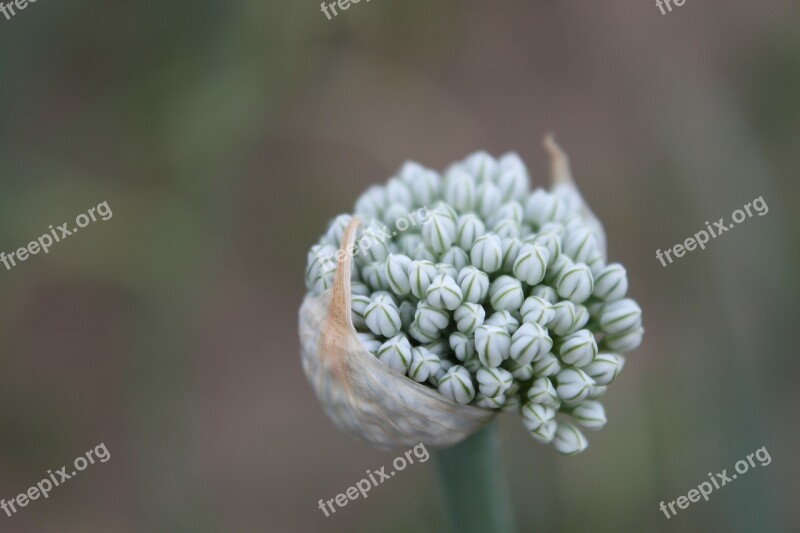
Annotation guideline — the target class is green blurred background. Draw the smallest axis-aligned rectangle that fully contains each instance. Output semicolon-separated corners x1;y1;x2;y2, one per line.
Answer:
1;1;798;532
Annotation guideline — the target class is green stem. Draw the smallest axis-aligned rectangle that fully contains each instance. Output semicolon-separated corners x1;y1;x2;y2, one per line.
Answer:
433;422;518;533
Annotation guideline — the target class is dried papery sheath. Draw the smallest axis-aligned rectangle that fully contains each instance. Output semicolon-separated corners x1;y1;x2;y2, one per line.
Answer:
300;138;643;453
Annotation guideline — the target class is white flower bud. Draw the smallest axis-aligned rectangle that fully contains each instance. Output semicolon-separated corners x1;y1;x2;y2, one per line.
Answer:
490;201;525;227
484;310;520;334
354;185;386;219
440;247;470;271
539;221;566;236
408;321;441;343
435;263;459;279
532;351;561;377
455;214;486;251
356;224;392;263
425;338;451;357
350;281;371;297
426;274;464;310
408;260;438;299
500;237;523;273
400;164;441;206
476;366;513;397
463;354;482;374
562;227;598;264
470;234;503;273
493;219;521;240
444;168;477;212
415;301;449;334
587;385;608;400
398;234;424;257
407;346;442;383
325;214;354;246
527;377;560;408
602;327;644;353
357;332;382;354
587;254;605;278
382;203;410;229
599;298;642;334
457;266;490;304
364;294;402;337
530;284;558;304
376;334;412;374
474;393;506;409
545;254;573;285
510;322;553;365
474;325;511;368
464;151;498;181
553;421;589;455
475;182;503;220
548;300;579;336
429;359;453;387
573;304;590;331
422;207;457;254
527;419;557;444
438;365;476;405
351;294;371;330
592;263;628;302
584;353;625;385
522;401;556;432
558;329;598;368
453;302;485;334
503;358;534;380
524;189;568;226
305;243;337;287
489;275;524;312
520;296;555;326
513;243;550;285
385;178;414;209
449;331;475;361
529;231;561;266
557;263;594;303
572;400;607;430
362;261;390;291
411;243;437;262
497;152;529;199
501;382;522;413
556;368;595;406
384;254;412;296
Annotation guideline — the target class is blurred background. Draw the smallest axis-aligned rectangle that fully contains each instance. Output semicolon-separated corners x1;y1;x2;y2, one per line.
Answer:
0;1;798;531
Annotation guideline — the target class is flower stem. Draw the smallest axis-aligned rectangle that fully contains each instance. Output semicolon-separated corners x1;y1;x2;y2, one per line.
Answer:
433;422;518;533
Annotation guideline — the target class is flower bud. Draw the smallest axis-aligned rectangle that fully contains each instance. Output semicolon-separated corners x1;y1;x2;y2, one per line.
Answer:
476;366;513;397
408;321;441;343
527;377;560;408
400;164;441;206
325;214;354;246
484;310;520;334
520;296;555;326
557;263;594;303
510;322;553;365
414;301;449;334
490;201;525;227
428;359;453;387
350;281;371;297
357;332;382;354
548;300;579;336
556;368;595;406
561;226;598;264
553;421;589;455
449;331;475;361
407;346;442;383
408;260;438;299
364;294;402;337
592;263;628;302
513;243;550;285
587;385;608;400
545;254;573;285
383;203;410;229
464;151;498;182
457;266;490;304
501;382;522;413
489;275;524;311
602;327;644;353
440;247;470;272
425;338;451;357
474;393;506;409
422;206;457;254
503;359;534;380
500;237;523;273
599;298;642;334
354;185;386;219
398;234;424;257
363;261;390;291
453;302;486;334
444;168;477;212
530;231;561;266
351;294;372;330
573;304;590;331
356;224;392;264
493;219;521;241
475;182;503;220
398;301;415;330
426;274;464;310
463;355;482;374
455;214;486;251
376;334;413;374
385;178;414;209
470;234;503;273
474;325;511;368
527;419;557;444
572;400;607;430
532;351;561;377
522;401;556;431
438;365;476;405
497;152;529;199
530;284;558;304
524;189;568;226
584;353;625;385
558;329;598;368
385;254;413;296
411;243;437;262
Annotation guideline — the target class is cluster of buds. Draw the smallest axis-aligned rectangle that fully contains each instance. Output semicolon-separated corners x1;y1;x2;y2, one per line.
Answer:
305;145;642;454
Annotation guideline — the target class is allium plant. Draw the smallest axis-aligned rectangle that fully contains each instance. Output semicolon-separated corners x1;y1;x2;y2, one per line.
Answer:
304;139;643;455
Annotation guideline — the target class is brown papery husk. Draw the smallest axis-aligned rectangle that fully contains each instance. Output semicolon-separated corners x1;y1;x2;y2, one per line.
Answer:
299;219;494;450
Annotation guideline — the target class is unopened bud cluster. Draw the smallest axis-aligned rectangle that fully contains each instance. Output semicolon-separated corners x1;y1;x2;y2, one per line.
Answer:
305;151;643;454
